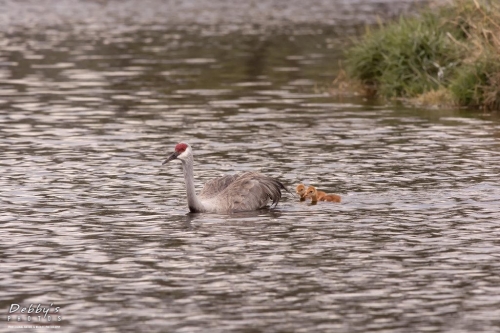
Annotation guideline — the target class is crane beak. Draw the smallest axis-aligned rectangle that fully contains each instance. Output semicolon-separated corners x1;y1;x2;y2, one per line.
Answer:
162;152;178;165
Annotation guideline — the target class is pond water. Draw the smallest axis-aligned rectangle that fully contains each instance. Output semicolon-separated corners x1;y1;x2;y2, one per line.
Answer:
2;1;500;332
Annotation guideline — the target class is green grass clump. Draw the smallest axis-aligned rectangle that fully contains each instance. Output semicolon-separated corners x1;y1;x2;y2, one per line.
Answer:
344;0;500;110
346;13;462;98
450;54;500;109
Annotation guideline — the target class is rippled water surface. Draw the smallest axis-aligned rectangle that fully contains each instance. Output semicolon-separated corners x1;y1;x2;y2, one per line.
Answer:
2;1;500;332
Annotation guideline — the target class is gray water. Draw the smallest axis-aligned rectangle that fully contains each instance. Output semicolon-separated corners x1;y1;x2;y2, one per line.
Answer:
2;1;500;332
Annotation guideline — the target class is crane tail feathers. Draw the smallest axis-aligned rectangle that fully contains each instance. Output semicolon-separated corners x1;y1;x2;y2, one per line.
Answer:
264;178;288;207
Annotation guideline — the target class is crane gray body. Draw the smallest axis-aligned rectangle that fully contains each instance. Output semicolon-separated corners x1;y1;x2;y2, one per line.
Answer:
163;143;287;214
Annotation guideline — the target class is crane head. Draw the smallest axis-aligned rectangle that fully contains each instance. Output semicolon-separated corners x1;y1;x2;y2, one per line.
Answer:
162;142;191;165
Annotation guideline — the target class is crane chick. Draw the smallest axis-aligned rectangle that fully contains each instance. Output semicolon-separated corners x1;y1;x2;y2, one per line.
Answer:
304;186;341;204
296;184;307;201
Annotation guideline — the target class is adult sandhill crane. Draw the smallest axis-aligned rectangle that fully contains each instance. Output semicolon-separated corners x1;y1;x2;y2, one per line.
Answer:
162;142;288;214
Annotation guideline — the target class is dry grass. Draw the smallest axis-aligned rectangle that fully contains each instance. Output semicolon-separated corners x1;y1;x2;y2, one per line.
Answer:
412;87;454;107
328;69;375;97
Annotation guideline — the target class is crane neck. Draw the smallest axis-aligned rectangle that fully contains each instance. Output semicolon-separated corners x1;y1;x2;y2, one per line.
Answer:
181;156;205;213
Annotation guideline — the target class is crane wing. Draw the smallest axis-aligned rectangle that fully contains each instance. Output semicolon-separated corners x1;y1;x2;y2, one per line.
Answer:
218;172;287;212
198;174;242;199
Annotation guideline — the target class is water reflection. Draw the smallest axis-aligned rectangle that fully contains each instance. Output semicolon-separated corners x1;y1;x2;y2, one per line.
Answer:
1;0;500;332
183;209;284;229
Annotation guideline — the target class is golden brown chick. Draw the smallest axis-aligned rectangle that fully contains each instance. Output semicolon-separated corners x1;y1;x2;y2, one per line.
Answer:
320;193;341;203
296;184;307;201
304;186;341;204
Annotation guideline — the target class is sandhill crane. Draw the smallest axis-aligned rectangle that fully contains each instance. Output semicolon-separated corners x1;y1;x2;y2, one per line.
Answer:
304;186;341;204
296;184;307;201
162;142;288;214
